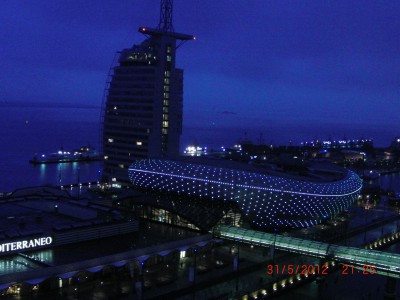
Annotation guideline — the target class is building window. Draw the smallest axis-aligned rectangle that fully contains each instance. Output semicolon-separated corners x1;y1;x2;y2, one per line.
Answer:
136;141;142;146
108;138;114;143
163;121;169;128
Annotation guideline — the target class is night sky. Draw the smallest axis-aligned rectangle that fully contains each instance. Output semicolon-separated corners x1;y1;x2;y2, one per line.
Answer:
1;1;399;146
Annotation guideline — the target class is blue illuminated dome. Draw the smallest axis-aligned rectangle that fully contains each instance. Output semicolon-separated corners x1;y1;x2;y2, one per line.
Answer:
128;159;363;229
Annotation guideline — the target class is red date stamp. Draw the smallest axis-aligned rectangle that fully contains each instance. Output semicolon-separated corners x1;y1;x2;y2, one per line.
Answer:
266;264;329;275
341;264;376;275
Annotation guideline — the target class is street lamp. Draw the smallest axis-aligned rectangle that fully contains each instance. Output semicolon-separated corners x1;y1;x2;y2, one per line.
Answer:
273;229;277;261
191;247;198;300
77;166;81;200
235;238;240;291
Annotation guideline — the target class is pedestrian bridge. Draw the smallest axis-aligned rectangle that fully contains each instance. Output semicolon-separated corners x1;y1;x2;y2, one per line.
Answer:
214;225;400;279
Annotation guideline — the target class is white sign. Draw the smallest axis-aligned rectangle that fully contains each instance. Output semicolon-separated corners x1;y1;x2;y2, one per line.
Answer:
0;237;53;253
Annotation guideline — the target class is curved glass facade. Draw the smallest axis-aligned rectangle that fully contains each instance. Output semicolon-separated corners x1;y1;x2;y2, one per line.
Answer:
128;159;363;229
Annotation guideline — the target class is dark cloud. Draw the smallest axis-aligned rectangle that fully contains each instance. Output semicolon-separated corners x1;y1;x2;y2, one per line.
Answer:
220;111;237;115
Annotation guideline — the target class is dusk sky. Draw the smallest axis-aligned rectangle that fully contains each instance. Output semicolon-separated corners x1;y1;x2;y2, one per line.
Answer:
1;1;399;145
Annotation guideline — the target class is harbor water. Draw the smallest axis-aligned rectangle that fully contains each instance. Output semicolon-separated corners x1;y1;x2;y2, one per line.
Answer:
1;105;399;193
0;106;102;192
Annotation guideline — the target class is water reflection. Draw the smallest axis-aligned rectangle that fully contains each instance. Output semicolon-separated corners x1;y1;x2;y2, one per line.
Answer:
57;164;63;185
40;164;46;181
29;161;102;188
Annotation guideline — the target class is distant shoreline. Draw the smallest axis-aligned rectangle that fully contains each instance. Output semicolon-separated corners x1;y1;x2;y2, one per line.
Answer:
0;101;100;110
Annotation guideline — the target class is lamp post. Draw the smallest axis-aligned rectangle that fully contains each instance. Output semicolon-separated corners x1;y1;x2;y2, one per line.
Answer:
190;247;198;300
235;239;240;291
364;208;368;243
272;228;277;277
136;260;144;300
77;166;81;200
273;229;277;261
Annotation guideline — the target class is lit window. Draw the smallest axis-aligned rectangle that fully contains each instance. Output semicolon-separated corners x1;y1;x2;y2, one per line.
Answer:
163;121;169;128
136;141;142;146
108;138;114;143
104;156;108;160
167;55;171;62
112;178;117;182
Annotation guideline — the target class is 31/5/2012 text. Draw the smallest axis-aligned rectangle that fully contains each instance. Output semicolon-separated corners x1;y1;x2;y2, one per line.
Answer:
266;264;328;275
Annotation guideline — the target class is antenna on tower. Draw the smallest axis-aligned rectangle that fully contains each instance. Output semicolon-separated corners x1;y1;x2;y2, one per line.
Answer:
138;0;194;42
158;0;174;32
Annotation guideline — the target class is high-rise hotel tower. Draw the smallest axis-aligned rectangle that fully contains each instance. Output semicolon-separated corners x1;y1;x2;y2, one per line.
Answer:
102;0;194;186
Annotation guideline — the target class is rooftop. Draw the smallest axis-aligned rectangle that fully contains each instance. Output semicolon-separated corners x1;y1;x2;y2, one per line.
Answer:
0;186;124;242
170;156;348;183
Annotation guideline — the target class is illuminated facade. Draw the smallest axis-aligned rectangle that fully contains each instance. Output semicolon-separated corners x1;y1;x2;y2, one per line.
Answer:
128;159;363;229
102;6;194;186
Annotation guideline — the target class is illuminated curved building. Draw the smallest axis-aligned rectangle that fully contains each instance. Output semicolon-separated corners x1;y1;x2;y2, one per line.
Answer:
128;159;363;230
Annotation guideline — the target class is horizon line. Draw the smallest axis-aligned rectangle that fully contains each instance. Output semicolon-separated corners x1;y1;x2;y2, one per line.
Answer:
0;101;100;109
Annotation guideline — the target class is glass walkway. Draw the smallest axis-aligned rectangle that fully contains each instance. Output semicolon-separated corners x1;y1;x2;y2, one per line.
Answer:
214;225;400;279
